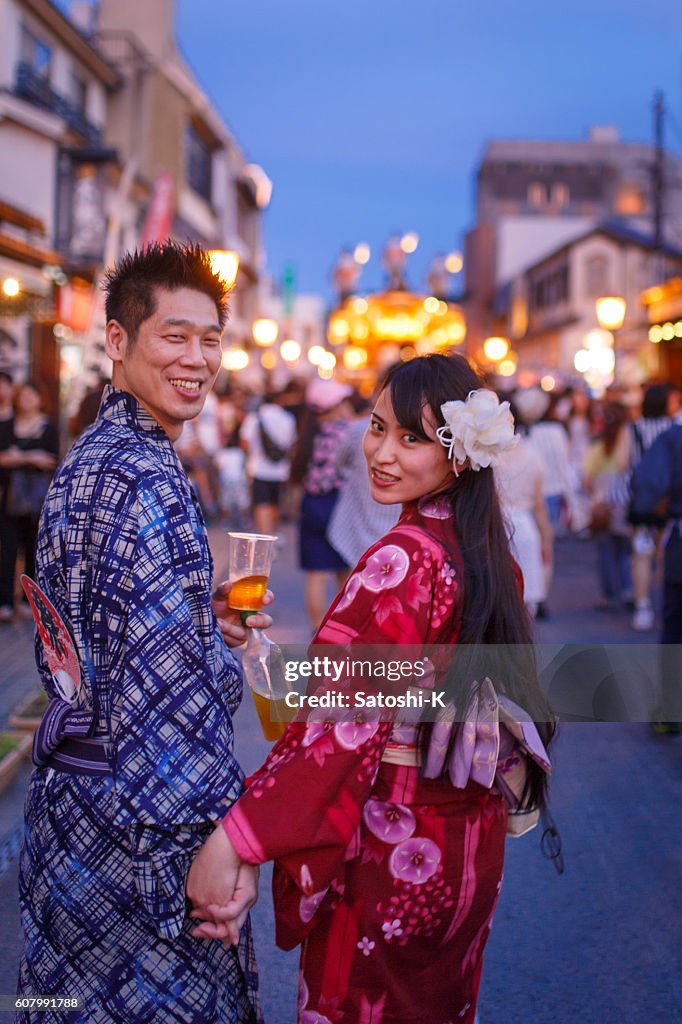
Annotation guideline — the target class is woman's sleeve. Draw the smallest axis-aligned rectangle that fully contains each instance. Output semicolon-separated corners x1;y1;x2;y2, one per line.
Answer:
223;525;457;876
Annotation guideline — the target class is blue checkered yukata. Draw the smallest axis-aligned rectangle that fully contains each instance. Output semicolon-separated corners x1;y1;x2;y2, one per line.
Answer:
17;386;261;1024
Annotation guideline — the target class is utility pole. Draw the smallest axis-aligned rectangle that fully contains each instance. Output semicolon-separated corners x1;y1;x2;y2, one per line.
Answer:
653;91;665;253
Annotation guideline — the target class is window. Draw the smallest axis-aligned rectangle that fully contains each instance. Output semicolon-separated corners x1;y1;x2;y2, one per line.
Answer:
20;25;52;79
585;255;610;298
527;182;547;208
185;124;213;202
552;182;570;209
530;266;569;309
70;72;88;114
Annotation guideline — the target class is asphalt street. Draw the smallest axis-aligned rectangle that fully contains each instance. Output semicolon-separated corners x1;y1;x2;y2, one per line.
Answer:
0;527;680;1022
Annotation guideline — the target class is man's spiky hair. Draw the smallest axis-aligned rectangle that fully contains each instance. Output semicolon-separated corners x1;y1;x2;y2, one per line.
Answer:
103;241;231;340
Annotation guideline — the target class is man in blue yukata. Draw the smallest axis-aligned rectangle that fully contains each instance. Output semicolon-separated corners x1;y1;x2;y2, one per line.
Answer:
17;242;268;1023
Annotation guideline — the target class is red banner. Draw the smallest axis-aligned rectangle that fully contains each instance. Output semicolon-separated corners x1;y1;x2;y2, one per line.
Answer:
141;171;174;247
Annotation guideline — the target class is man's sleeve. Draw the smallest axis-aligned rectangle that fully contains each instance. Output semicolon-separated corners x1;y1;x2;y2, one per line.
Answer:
102;478;244;829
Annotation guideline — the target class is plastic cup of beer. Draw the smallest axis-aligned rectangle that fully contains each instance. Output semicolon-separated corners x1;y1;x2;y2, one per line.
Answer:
227;533;277;621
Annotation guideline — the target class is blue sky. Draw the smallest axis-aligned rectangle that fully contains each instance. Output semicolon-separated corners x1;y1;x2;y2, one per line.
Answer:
175;1;682;299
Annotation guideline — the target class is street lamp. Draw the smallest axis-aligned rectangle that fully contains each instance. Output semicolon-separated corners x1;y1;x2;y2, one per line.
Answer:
2;277;20;298
595;296;626;331
222;347;249;371
208;250;240;288
252;318;278;347
595;296;626;377
483;336;509;363
280;339;301;363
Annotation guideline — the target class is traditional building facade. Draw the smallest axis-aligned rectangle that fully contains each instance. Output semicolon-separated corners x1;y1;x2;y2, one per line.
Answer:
502;223;682;385
0;0;271;418
0;0;119;412
464;126;682;356
77;0;271;379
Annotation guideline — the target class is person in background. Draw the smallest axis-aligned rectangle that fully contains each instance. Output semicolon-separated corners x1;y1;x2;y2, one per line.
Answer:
630;420;682;734
290;378;353;630
583;402;631;612
175;390;223;521
564;386;594;534
513;386;574;617
494;400;552;619
327;393;399;568
0;371;15;621
0;381;58;622
68;376;108;439
215;391;250;529
627;383;673;632
667;384;682;422
240;391;297;537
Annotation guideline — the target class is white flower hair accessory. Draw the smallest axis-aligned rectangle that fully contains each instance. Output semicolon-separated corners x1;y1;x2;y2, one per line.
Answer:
436;389;518;475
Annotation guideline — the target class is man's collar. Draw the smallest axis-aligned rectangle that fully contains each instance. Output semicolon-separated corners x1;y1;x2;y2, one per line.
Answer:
99;385;170;441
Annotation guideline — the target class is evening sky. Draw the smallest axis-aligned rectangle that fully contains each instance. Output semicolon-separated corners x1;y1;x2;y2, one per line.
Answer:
177;1;682;298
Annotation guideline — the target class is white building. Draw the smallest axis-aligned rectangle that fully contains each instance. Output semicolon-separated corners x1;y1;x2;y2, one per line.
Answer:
502;223;682;383
464;126;682;354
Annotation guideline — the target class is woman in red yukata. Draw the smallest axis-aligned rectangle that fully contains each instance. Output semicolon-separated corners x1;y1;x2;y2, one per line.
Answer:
188;354;557;1024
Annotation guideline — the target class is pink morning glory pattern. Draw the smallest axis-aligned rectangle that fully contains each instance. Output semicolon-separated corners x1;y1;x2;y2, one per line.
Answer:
361;544;410;592
389;836;442;884
363;801;416;844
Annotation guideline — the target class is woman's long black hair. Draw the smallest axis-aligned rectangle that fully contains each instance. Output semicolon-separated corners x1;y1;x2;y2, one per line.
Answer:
382;353;557;810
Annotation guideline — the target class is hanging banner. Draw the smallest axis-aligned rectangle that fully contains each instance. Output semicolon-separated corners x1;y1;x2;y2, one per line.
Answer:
141;171;175;246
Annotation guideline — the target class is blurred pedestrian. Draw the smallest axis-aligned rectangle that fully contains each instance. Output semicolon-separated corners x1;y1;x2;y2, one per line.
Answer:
68;375;107;439
627;384;673;632
514;386;574;616
327;398;399;567
631;421;682;734
0;381;58;622
214;389;251;527
583;402;631;611
240;391;297;537
564;386;595;533
175;390;223;520
290;378;353;630
0;370;15;620
494;401;552;618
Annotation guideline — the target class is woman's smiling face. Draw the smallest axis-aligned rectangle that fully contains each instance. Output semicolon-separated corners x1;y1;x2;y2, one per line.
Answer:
362;388;455;505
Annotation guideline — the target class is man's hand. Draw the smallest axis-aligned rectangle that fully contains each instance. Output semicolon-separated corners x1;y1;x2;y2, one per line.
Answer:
212;582;273;648
187;823;241;909
190;863;259;946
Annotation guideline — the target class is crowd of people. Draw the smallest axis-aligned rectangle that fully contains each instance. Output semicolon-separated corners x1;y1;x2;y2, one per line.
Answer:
1;352;680;640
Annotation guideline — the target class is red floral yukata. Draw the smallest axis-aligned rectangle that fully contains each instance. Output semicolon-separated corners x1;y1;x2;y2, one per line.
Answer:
224;495;507;1024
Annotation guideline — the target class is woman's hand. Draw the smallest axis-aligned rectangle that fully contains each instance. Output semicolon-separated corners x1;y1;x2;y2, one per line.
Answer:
187;822;240;909
212;582;273;648
186;825;259;946
190;863;259;946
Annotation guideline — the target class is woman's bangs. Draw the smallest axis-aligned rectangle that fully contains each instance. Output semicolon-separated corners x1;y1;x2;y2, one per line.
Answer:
387;369;434;442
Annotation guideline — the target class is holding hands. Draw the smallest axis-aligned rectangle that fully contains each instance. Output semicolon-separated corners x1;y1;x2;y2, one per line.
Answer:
187;824;259;946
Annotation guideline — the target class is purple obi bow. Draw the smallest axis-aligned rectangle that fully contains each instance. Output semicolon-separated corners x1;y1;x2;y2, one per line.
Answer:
422;678;551;809
33;697;96;767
